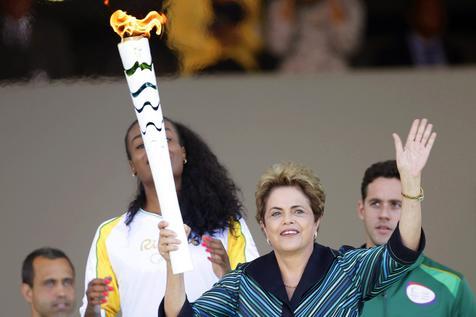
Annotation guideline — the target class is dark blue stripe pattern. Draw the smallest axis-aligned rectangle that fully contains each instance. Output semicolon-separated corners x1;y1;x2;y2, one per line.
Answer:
131;82;157;98
188;245;418;317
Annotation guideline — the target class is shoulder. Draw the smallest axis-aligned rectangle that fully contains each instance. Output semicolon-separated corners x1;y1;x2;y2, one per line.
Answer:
233;262;250;274
420;256;463;276
98;214;126;229
216;262;250;285
337;244;383;258
333;244;389;270
339;245;356;253
242;251;273;270
418;256;465;291
95;214;127;238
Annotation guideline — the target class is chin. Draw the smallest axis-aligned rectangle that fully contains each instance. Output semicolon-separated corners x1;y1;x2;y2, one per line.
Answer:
276;240;311;253
374;238;389;246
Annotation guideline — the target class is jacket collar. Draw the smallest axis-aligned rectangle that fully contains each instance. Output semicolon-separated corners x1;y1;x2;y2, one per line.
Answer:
244;243;338;308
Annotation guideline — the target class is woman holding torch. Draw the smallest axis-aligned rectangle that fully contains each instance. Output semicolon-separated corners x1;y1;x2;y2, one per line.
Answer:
80;118;258;317
159;118;435;316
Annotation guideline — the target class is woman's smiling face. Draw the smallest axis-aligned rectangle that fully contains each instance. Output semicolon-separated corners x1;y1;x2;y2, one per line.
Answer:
261;186;319;254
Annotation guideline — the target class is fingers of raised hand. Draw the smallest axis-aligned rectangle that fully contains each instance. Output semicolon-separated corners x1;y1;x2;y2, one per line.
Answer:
161;237;181;247
202;236;230;268
203;237;228;255
159;227;177;239
392;133;403;156
202;236;224;249
87;278;113;305
207;253;226;265
159;231;181;259
421;123;436;148
159;235;181;251
158;220;169;230
404;119;436;150
426;131;437;151
414;118;428;143
406;119;420;145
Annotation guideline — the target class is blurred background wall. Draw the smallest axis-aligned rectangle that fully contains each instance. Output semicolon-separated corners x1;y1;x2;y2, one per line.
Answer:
1;0;475;80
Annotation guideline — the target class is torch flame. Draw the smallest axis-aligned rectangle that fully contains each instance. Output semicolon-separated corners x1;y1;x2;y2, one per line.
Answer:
110;10;167;39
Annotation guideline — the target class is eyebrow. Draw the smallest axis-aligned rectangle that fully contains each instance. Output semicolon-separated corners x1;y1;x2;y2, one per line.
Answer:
368;198;382;202
368;198;401;203
43;278;57;284
269;205;306;210
131;134;142;143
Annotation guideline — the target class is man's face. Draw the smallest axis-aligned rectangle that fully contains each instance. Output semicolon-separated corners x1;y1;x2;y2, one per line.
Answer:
358;177;402;247
21;257;75;317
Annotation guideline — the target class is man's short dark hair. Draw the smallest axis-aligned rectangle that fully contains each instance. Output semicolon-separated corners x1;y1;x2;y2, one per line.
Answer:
361;160;400;200
21;247;75;287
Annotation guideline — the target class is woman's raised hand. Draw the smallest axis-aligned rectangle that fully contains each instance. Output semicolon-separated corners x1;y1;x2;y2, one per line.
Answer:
392;118;437;180
158;221;190;262
202;236;231;278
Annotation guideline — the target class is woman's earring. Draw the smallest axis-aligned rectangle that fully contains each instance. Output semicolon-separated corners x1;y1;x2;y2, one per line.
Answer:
314;232;318;240
266;238;271;246
183;158;188;165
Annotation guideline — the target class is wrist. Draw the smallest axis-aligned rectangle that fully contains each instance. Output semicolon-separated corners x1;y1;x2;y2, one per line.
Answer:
402;186;424;202
400;175;421;195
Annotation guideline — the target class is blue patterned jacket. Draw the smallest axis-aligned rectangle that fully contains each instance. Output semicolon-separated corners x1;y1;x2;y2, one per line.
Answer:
159;225;424;317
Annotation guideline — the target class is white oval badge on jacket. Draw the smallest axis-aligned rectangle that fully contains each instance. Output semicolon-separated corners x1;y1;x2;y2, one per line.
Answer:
406;282;436;304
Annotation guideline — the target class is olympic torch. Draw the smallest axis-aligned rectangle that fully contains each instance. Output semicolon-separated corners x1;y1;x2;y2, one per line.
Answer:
110;10;193;274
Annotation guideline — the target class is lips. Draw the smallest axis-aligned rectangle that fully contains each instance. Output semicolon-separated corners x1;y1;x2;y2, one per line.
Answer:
53;302;71;311
280;229;299;236
375;225;392;234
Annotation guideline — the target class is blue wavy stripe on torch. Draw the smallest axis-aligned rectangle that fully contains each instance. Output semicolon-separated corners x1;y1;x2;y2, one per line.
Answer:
141;121;163;135
131;82;157;98
135;101;160;113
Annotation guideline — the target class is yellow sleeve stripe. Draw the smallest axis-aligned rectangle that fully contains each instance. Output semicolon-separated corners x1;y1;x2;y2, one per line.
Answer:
227;220;246;270
96;216;122;317
421;263;462;298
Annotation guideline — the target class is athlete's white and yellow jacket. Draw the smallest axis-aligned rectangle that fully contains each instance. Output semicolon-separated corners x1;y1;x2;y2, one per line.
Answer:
79;209;259;317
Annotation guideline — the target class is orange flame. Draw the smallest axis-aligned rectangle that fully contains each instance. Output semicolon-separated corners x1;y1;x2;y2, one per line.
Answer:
104;0;109;5
110;10;167;39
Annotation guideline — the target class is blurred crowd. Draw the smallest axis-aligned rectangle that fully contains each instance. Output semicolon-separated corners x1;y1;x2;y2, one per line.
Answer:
0;0;475;81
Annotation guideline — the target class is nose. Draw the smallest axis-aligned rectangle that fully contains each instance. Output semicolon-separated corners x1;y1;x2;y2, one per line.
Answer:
55;284;67;298
378;204;391;220
282;212;295;224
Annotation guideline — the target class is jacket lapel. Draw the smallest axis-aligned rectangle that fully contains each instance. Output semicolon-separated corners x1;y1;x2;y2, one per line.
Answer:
244;244;338;309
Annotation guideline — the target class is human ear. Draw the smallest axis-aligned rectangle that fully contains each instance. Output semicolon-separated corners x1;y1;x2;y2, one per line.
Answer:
259;221;267;236
181;146;187;162
21;283;33;303
128;160;136;176
357;200;365;220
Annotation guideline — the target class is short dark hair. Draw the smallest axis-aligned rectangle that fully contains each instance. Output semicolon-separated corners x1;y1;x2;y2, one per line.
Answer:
21;247;75;287
361;160;400;200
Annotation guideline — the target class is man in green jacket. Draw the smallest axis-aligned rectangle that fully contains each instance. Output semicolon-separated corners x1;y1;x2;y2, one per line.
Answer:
357;160;475;317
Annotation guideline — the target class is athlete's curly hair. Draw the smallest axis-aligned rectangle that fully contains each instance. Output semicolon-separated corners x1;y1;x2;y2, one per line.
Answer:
124;118;243;236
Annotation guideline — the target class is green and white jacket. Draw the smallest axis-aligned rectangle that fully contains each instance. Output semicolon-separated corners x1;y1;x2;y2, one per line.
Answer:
360;254;476;317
